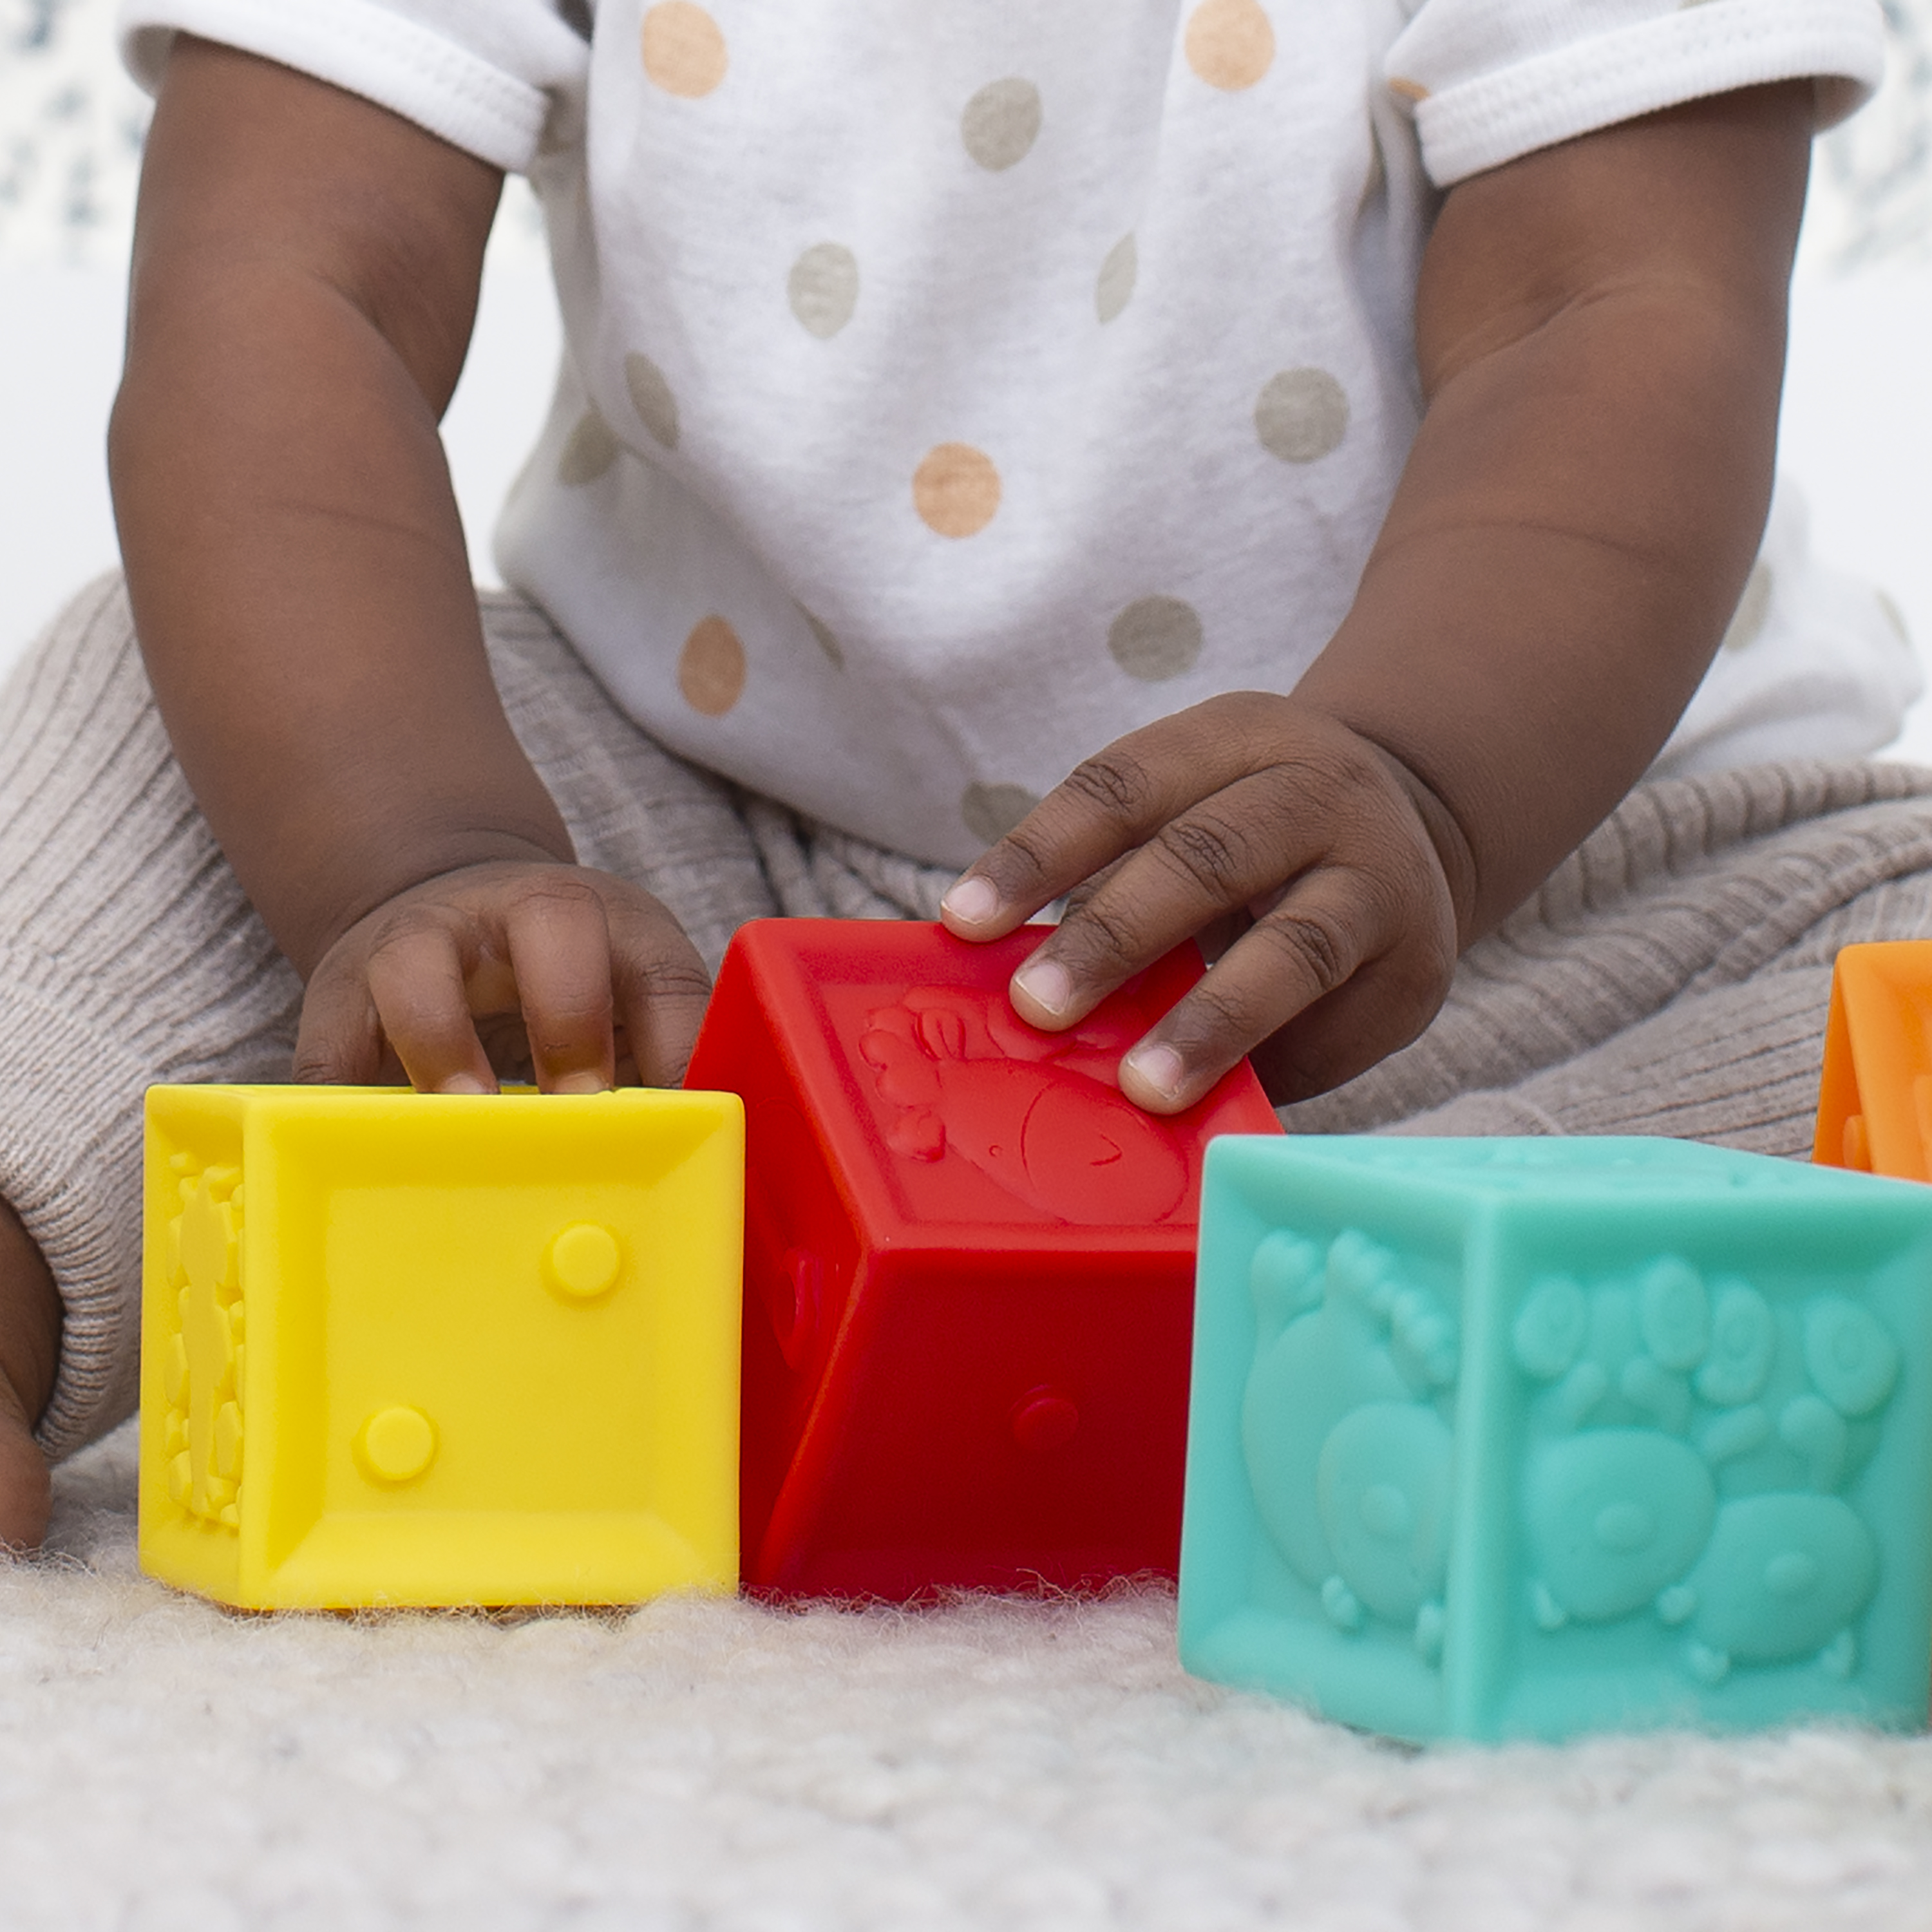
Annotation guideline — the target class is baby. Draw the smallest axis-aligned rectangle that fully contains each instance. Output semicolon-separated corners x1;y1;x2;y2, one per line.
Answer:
0;0;1917;1549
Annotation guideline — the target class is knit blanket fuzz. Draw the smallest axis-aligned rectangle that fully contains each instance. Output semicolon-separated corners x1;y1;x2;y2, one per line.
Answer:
0;1426;1919;1929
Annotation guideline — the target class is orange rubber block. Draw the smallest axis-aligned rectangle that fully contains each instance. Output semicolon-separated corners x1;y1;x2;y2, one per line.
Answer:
1814;942;1932;1180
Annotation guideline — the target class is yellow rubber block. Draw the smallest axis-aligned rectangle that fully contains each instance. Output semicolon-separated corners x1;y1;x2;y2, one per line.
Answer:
138;1084;743;1609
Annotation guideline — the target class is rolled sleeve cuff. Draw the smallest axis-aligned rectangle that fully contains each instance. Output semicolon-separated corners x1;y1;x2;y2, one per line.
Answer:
121;0;578;173
1388;0;1884;186
0;969;156;1462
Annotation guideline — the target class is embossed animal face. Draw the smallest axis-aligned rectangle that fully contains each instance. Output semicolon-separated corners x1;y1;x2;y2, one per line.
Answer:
857;990;1188;1225
1526;1429;1716;1626
1240;1231;1461;1647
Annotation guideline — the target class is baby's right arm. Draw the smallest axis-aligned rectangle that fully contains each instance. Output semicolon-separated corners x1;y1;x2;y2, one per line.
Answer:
111;37;713;1095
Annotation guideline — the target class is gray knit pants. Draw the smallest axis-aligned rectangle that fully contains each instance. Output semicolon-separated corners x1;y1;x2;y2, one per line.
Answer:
7;575;1932;1459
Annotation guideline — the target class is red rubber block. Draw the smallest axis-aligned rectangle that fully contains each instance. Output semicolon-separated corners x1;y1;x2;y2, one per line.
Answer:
684;918;1283;1600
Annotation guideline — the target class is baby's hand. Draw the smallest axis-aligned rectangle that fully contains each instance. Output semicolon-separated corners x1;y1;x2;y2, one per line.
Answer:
935;86;1817;1119
292;860;712;1094
939;694;1468;1114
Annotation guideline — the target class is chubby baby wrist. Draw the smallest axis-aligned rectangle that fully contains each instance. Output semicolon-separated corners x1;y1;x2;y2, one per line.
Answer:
287;836;580;981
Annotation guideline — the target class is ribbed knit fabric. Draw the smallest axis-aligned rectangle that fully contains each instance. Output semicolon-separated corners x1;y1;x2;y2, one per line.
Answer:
1278;761;1932;1148
8;577;1932;1457
0;578;303;1460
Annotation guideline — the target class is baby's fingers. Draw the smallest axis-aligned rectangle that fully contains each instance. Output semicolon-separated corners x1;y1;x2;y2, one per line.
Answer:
940;697;1261;937
502;878;618;1094
606;896;712;1088
292;949;391;1086
1115;870;1390;1112
1247;948;1454;1106
1005;767;1314;1033
361;911;502;1094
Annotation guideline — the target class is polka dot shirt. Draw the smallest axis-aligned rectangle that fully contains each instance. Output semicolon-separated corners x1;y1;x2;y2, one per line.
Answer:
123;0;1901;866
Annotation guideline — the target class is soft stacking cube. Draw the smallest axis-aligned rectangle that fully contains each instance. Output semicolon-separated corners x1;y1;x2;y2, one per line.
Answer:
1180;1136;1932;1743
139;1085;743;1609
1815;941;1932;1179
683;918;1282;1599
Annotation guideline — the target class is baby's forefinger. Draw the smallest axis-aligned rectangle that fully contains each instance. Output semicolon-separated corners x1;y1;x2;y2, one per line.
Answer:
1007;766;1316;1035
939;697;1261;940
501;878;618;1094
1116;867;1382;1112
362;910;500;1095
606;896;714;1089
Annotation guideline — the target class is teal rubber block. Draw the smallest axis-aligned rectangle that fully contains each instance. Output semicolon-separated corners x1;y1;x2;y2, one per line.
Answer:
1178;1137;1932;1744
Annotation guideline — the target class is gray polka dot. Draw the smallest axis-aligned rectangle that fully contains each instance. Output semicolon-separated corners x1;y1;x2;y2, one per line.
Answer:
788;243;859;339
798;603;844;668
1721;562;1772;652
624;352;680;451
1096;234;1137;325
961;781;1041;846
556;410;620;486
1255;367;1349;463
1363;128;1388;202
1108;596;1203;681
961;79;1041;172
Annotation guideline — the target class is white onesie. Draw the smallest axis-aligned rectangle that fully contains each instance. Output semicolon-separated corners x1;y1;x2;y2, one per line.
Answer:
120;0;1909;867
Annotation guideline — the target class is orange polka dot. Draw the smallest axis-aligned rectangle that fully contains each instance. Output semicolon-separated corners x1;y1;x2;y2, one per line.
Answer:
913;444;1001;539
641;2;728;98
678;615;746;715
1184;0;1275;90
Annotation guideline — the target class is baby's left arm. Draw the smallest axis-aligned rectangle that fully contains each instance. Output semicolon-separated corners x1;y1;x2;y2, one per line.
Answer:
940;82;1812;1113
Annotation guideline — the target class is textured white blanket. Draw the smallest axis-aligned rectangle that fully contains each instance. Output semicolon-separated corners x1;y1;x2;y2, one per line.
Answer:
3;1425;1926;1930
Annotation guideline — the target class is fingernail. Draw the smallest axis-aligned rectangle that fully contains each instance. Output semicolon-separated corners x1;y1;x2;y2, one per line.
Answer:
941;875;1000;925
1012;958;1073;1018
1122;1042;1185;1102
553;1071;611;1096
439;1073;488;1096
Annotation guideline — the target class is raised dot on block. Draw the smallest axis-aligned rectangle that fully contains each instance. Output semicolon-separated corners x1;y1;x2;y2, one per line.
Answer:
1010;1387;1079;1454
355;1406;437;1486
768;1247;820;1368
547;1222;623;1302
